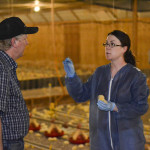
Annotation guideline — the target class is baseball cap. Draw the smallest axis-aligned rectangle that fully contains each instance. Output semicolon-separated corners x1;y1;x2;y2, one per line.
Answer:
0;17;38;40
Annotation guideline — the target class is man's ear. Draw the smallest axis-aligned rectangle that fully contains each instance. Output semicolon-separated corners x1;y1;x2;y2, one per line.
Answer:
11;38;17;48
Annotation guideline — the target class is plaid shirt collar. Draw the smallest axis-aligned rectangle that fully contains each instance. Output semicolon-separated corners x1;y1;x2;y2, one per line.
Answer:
0;50;17;70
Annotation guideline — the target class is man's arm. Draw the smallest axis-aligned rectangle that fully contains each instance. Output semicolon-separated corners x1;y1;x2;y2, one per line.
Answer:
0;118;3;150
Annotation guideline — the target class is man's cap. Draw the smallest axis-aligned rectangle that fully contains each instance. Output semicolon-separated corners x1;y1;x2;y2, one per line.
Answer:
0;17;38;40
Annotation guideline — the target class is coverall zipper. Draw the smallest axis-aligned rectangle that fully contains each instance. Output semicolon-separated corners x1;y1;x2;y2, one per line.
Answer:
108;78;114;150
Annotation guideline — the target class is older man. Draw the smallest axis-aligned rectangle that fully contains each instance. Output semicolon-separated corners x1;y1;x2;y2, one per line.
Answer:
0;17;38;150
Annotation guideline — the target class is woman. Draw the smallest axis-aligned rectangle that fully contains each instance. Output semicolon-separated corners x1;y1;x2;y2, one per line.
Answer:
63;30;149;150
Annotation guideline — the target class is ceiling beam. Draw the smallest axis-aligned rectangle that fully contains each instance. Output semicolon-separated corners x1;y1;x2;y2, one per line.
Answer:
70;10;80;21
39;12;50;24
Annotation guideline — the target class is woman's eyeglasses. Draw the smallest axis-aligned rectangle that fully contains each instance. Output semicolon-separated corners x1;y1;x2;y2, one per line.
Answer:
103;43;122;48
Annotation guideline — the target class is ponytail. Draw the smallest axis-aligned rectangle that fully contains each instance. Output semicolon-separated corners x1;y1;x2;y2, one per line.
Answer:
124;49;136;66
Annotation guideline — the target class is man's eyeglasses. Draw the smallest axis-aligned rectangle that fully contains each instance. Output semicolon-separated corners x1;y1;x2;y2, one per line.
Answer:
103;43;122;48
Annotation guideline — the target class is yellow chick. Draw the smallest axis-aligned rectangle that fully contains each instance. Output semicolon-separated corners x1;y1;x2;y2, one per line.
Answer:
98;95;108;104
49;145;52;150
49;102;55;110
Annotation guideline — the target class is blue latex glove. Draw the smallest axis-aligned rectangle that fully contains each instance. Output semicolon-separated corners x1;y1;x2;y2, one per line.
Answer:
97;100;116;111
63;58;75;77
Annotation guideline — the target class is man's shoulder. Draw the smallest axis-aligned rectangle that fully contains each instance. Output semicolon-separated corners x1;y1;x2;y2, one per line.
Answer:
0;59;9;71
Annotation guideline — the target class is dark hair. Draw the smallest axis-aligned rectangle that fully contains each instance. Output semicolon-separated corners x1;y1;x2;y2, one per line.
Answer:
108;30;136;66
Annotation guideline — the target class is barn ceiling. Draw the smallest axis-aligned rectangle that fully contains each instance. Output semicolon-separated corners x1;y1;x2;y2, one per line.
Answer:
0;0;150;24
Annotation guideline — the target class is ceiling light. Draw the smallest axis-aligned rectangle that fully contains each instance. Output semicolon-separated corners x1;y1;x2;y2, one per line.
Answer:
35;0;39;5
34;0;40;12
34;6;40;12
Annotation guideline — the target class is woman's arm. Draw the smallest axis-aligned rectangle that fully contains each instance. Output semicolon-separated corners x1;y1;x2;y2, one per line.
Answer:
65;74;92;102
115;73;149;119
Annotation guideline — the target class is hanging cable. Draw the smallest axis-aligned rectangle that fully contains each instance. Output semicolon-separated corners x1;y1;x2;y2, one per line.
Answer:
112;0;115;28
50;0;66;105
10;0;14;15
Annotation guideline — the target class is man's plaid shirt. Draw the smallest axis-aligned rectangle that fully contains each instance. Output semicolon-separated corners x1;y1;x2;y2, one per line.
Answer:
0;51;29;140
